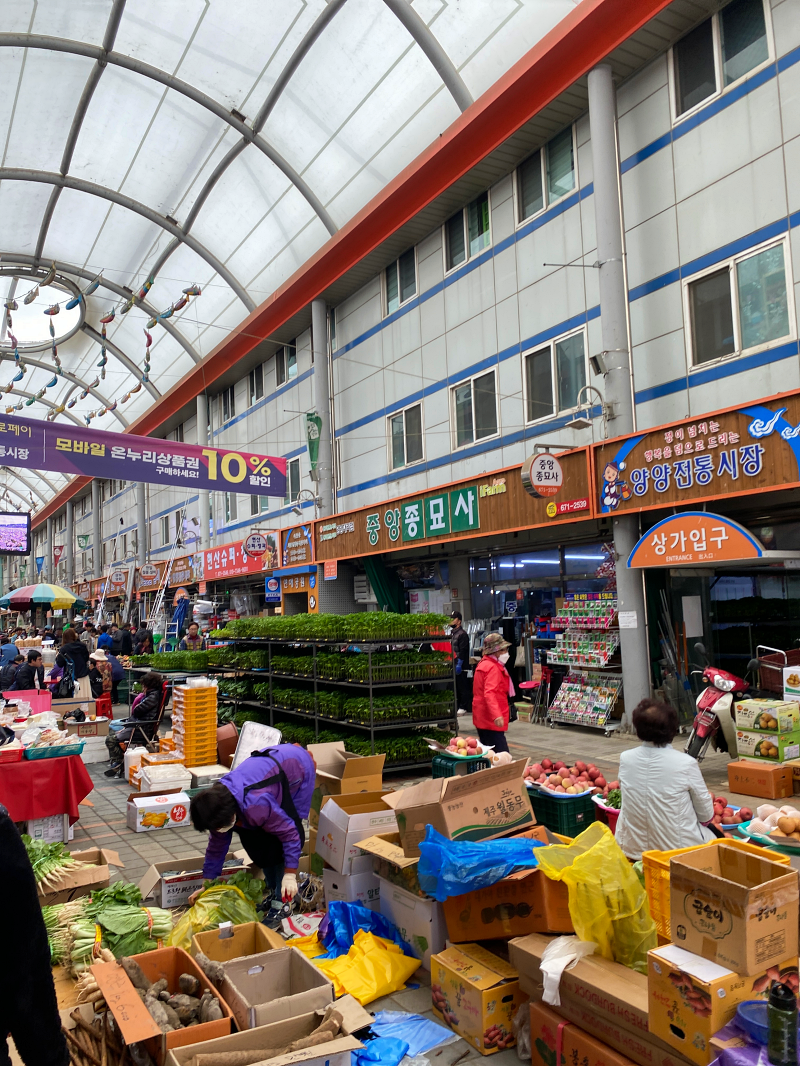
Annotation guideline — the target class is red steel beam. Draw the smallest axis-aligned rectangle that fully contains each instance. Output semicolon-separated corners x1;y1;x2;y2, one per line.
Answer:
33;0;673;528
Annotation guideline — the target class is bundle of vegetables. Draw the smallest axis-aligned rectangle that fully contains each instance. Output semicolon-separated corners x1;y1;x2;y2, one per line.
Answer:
604;788;622;810
217;678;253;700
169;870;261;950
23;835;90;892
69;887;172;972
42;904;68;963
271;653;315;676
218;611;452;642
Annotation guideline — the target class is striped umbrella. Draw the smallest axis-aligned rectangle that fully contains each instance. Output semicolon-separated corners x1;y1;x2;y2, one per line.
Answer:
0;583;89;610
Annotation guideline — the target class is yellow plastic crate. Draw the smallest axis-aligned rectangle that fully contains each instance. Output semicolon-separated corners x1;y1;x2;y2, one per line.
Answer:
642;837;790;939
141;752;185;767
171;707;217;723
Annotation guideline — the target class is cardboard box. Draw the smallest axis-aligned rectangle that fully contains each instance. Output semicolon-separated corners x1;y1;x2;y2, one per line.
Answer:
727;758;794;799
322;865;380;909
735;698;800;733
92;946;233;1065
38;846;122;905
378;877;446;969
62;717;109;737
648;944;799;1066
220;946;334;1031
165;998;371;1066
191;921;285;963
55;698;96;720
444;867;572;942
315;793;397;874
384;760;534;858
139;854;245;908
185;763;228;788
357;832;425;897
531;1001;638;1066
735;727;800;763
670;845;799;974
783;759;800;795
27;813;73;843
430;943;523;1055
784;668;800;704
126;790;192;833
308;743;385;829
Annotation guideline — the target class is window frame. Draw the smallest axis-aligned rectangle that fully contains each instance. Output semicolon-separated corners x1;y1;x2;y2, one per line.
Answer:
514;125;578;228
275;342;297;387
284;457;301;505
442;190;492;277
160;515;169;546
522;327;589;425
384;247;418;317
224;493;237;524
386;401;425;471
683;237;795;372
667;0;773;124
248;363;264;406
450;368;500;450
220;385;235;424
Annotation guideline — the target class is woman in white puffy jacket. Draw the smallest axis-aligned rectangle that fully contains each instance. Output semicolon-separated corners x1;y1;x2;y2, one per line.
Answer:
615;699;717;861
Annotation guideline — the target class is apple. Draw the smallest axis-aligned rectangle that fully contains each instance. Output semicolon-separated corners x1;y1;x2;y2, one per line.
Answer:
555;761;567;771
531;763;543;777
588;768;600;781
548;774;561;785
566;786;577;794
595;776;607;789
575;761;587;773
739;807;753;821
538;774;547;784
588;764;597;773
542;758;553;770
555;785;566;793
716;796;727;807
608;781;620;790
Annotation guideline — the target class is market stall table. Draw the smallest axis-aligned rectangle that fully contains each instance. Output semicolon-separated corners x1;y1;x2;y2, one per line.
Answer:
0;754;92;834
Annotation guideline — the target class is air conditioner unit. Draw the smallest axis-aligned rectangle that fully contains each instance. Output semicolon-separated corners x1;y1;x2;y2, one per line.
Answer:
354;574;377;604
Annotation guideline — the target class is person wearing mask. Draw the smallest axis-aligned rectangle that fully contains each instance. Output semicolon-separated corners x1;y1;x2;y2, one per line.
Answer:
450;611;471;716
96;625;112;652
0;804;69;1066
0;654;23;691
56;628;92;699
471;632;514;754
179;622;206;651
88;649;113;699
13;650;44;691
104;671;164;778
189;744;315;905
134;629;154;655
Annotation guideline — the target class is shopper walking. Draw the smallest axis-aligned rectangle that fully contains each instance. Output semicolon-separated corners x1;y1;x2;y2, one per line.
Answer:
450;610;472;715
471;631;514;754
56;628;92;699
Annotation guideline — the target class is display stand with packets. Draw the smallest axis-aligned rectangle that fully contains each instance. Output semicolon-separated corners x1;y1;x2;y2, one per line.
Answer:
547;671;624;735
547;630;620;668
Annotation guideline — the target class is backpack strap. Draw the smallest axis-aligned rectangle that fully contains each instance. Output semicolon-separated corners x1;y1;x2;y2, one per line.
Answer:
241;749;305;849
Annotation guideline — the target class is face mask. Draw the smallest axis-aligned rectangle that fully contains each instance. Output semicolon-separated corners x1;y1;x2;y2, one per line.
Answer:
498;652;510;664
217;818;237;833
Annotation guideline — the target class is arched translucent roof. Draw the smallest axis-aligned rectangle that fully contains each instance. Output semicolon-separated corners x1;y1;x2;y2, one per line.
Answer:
0;0;579;509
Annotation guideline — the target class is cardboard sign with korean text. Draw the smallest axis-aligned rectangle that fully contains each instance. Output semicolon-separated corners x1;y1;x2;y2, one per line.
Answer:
595;389;800;516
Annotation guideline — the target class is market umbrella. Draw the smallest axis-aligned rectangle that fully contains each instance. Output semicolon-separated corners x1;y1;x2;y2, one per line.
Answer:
0;583;89;610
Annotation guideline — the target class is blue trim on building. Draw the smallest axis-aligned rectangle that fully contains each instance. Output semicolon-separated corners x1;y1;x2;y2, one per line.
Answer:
212;367;314;436
271;564;318;577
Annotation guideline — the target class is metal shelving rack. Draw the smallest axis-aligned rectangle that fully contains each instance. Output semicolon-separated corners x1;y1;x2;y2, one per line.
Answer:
211;636;458;759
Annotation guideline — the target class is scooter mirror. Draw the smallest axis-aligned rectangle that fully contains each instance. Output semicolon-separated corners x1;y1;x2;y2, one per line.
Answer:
694;642;706;655
746;658;761;673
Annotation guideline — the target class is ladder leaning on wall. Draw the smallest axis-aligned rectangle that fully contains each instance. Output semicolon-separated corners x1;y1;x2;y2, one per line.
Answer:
146;498;190;647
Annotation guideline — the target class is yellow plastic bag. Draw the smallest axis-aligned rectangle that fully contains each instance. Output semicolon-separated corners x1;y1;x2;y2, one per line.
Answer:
315;930;421;1004
536;822;656;974
290;932;328;960
168;884;258;950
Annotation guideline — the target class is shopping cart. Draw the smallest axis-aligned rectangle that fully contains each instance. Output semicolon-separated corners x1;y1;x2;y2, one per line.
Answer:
519;666;552;723
753;645;800;694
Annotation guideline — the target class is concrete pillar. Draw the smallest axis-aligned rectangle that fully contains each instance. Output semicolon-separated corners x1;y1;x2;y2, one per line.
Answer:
136;483;147;565
588;63;649;724
91;479;101;579
311;298;334;517
46;516;53;582
66;500;74;588
196;393;211;551
447;557;472;619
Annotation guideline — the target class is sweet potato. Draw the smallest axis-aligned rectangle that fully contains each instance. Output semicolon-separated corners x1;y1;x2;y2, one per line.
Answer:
144;993;174;1034
161;1001;182;1030
169;994;201;1024
179;973;201;996
151;978;168;997
286;1013;343;1052
120;956;151;991
194;952;224;986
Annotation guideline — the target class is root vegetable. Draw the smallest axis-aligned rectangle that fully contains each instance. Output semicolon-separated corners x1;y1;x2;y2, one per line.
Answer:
151;978;168;997
119;957;151;992
204;998;223;1022
193;1054;283;1066
161;1001;182;1030
179;973;200;996
168;994;201;1023
194;952;225;986
144;993;174;1034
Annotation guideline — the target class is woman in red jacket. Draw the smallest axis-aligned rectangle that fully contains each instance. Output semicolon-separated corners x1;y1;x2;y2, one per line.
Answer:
471;632;513;753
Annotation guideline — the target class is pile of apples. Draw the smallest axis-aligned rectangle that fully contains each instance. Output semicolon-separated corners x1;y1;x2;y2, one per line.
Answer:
710;793;752;829
523;757;619;797
446;735;484;757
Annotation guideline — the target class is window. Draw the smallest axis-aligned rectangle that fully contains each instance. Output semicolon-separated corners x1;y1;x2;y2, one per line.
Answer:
220;385;235;423
284;457;301;504
673;0;768;117
452;371;498;448
276;342;297;386
524;331;587;422
330;308;337;352
175;510;182;543
121;533;128;558
82;551;91;573
517;128;576;223
248;364;264;406
687;242;791;366
225;493;237;523
170;424;184;442
250;495;260;516
160;516;169;545
445;192;490;271
388;403;423;470
385;249;416;314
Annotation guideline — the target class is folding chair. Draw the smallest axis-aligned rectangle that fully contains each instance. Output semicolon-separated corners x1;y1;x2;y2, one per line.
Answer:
120;681;169;753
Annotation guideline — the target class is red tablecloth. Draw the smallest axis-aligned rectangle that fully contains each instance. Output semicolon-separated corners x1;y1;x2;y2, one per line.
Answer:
0;754;93;822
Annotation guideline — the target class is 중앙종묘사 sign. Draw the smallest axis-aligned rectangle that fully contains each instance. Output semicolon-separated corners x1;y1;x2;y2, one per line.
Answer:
0;413;286;497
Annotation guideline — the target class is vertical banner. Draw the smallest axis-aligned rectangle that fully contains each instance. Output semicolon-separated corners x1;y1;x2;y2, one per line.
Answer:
306;412;322;474
35;557;44;574
77;534;90;550
53;544;65;569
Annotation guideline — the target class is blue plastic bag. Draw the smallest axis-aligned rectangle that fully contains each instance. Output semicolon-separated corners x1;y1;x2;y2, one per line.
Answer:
319;900;413;958
353;1038;409;1066
417;825;545;902
371;1011;458;1056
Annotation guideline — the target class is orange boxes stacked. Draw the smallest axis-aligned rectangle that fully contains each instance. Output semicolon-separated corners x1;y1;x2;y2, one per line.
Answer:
171;685;218;767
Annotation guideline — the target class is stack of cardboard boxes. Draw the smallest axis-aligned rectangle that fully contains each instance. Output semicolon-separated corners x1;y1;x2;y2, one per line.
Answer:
728;698;800;799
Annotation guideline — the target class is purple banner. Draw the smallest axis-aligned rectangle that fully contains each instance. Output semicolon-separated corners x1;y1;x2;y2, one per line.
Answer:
0;414;287;497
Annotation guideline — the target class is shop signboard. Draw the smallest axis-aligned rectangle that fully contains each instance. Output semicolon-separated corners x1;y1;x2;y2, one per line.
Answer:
136;561;164;591
78;581;90;599
108;568;128;591
90;578;106;598
324;559;338;580
203;539;275;581
594;389;800;516
264;576;281;603
314;451;593;561
628;512;766;568
283;525;313;566
0;412;287;497
167;555;195;587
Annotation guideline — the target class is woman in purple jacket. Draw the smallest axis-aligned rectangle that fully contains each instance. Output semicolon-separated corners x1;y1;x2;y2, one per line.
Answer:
190;744;315;904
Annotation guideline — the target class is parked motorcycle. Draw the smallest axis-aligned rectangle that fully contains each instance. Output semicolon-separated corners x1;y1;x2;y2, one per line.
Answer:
685;643;749;761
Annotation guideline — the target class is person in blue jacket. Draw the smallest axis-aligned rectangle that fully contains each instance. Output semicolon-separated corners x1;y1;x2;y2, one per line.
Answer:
189;744;315;905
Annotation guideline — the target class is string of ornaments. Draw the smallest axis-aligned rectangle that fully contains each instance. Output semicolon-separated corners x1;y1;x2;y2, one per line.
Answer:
2;265;201;424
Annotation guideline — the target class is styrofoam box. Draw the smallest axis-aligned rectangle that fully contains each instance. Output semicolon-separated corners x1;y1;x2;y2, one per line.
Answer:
377;877;446;970
80;735;111;764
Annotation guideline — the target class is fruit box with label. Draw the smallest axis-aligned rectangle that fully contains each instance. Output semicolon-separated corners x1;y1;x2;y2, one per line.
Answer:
735;699;800;733
430;943;523;1055
727;759;794;800
125;789;192;833
530;1001;638;1066
647;944;799;1066
669;846;799;974
735;727;800;762
783;668;800;704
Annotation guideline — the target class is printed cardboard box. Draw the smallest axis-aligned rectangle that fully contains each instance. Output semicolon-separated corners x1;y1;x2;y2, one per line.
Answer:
735;699;800;733
384;760;534;858
378;877;446;969
220;946;335;1031
531;1001;637;1066
784;668;800;704
38;846;122;905
315;793;397;874
54;698;96;720
307;743;385;829
648;944;799;1066
357;832;425;897
430;943;523;1055
125;789;192;833
782;759;800;795
191;921;285;963
444;866;572;942
735;727;800;763
27;813;73;843
62;715;109;737
139;853;245;908
322;865;380;909
669;846;799;974
727;759;794;799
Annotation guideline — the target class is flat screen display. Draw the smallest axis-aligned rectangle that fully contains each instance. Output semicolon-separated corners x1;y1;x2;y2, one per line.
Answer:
0;511;31;555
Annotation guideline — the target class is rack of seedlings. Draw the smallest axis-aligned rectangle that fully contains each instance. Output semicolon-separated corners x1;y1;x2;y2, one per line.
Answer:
206;612;457;755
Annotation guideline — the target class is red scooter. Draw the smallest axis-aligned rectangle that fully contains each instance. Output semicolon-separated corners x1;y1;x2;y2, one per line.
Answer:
686;645;749;761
